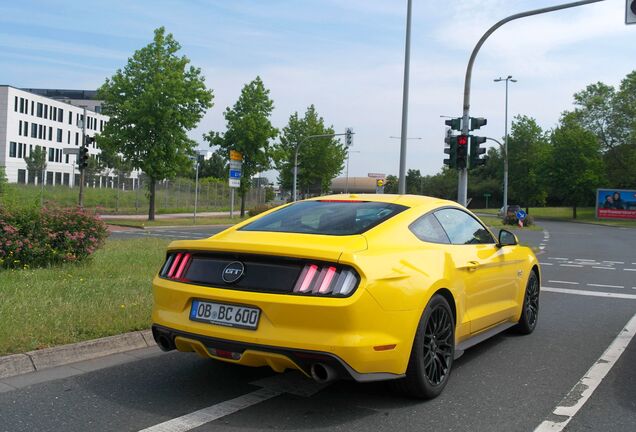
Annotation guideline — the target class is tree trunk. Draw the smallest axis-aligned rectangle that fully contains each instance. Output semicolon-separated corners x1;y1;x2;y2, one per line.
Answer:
572;205;577;219
240;190;246;217
148;178;156;221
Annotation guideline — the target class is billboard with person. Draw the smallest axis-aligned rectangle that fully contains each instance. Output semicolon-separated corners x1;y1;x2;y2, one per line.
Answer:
596;189;636;220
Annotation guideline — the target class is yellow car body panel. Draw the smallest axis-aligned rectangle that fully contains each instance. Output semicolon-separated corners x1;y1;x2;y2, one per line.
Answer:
151;194;540;379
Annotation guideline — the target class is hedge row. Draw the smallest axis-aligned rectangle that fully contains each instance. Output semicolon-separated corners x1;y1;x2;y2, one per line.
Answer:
0;207;108;269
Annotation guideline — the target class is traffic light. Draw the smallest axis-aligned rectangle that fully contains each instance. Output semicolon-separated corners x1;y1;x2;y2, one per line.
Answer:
627;0;636;24
443;129;457;169
78;146;89;170
85;135;95;147
456;135;468;169
345;127;353;147
469;117;487;131
444;117;462;131
470;136;487;167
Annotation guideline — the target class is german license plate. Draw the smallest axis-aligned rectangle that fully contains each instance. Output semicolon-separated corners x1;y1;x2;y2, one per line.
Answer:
190;300;260;330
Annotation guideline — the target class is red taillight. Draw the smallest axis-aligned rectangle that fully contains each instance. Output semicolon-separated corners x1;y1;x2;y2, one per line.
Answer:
293;263;359;296
162;252;192;280
167;253;182;278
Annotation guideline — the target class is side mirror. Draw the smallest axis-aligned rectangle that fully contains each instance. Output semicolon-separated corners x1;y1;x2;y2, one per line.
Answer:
498;229;518;247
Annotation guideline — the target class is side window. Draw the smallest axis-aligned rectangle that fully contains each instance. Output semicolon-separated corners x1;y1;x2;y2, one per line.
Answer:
409;214;450;244
434;208;495;245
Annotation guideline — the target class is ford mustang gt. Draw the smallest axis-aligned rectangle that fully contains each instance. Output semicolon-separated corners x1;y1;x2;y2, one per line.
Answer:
151;194;540;398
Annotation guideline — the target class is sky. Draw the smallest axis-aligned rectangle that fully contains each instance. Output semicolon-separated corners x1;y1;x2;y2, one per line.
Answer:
1;0;634;183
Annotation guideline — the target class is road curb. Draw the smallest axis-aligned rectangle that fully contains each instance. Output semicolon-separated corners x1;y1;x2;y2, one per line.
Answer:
0;330;156;380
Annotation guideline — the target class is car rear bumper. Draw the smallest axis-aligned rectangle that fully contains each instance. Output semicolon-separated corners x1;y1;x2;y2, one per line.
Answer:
151;324;404;382
151;276;418;378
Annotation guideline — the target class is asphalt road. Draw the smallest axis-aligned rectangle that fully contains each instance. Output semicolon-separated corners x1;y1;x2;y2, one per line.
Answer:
2;220;635;432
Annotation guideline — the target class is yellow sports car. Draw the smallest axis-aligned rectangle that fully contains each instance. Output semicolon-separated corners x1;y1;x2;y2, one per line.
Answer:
152;194;540;398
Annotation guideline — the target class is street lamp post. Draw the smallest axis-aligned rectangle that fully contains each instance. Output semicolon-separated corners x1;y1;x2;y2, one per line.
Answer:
494;76;516;215
398;0;413;194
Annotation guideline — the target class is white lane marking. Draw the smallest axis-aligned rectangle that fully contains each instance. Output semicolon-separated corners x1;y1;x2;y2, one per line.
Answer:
592;266;614;270
534;312;636;432
540;262;554;266
624;269;636;272
541;287;636;300
548;280;579;285
560;264;583;268
574;259;596;262
138;372;326;432
548;257;568;260
138;388;281;432
602;260;624;264
588;283;624;289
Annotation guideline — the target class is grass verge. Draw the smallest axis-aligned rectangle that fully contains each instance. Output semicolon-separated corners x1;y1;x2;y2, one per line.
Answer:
480;215;542;231
0;238;169;356
473;207;636;228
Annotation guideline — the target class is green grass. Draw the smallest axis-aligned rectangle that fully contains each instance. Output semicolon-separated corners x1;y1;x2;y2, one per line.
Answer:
473;207;636;228
0;238;169;356
106;216;248;228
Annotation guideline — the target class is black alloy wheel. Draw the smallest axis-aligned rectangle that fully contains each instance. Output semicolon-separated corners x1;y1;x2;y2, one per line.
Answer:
516;270;539;334
392;294;455;399
423;304;454;385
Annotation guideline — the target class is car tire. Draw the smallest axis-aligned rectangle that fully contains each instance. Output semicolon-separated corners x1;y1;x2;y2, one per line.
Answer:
515;270;539;334
391;294;455;399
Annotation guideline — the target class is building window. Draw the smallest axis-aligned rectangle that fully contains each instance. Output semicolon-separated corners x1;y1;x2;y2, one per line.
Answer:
17;169;26;184
100;120;104;131
37;102;43;118
24;121;28;136
18;120;22;136
55;172;62;185
46;171;53;185
95;106;101;113
31;123;37;138
48;148;55;162
17;142;23;158
67;130;71;144
76;113;80;126
63;173;70;186
48;126;53;141
58;108;63;122
65;154;69;164
14;96;18;112
68;111;72;124
75;132;79;146
31;100;34;115
19;98;24;113
57;128;63;143
44;104;48;119
38;124;43;139
9;142;17;157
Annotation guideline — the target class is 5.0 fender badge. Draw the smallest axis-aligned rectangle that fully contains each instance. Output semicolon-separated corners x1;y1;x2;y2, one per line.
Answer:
222;261;244;283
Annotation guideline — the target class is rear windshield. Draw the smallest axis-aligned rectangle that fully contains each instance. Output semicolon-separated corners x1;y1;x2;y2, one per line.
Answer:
240;200;408;235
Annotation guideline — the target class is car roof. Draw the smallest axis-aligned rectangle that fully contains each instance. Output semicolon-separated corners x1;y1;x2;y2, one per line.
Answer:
306;194;455;210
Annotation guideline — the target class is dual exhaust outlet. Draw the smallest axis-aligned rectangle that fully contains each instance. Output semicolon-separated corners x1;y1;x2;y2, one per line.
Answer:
153;330;338;383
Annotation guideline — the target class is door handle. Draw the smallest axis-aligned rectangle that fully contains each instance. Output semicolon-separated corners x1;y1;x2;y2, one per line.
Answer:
465;261;480;271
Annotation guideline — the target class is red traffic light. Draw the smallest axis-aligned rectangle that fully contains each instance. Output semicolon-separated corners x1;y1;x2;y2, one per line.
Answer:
457;135;468;146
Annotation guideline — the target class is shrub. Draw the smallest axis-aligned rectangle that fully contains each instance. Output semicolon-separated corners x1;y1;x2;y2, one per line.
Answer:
0;206;108;269
247;203;278;217
503;214;534;227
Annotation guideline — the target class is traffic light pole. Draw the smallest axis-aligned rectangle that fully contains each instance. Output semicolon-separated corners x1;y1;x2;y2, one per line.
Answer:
458;0;607;206
78;106;87;208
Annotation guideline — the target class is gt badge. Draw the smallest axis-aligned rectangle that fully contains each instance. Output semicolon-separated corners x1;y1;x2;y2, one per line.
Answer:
222;261;244;283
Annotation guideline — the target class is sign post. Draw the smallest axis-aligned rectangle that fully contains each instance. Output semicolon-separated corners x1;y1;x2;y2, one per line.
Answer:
229;150;243;219
483;192;491;209
375;178;385;194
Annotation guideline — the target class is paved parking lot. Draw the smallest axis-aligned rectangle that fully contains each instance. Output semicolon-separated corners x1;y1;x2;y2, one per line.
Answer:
2;220;634;432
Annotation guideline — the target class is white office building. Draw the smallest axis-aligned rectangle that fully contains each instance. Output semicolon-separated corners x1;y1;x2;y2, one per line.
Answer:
0;85;137;188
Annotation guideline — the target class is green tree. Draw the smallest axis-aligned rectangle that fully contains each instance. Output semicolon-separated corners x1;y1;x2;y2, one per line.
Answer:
199;151;228;179
420;168;457;200
384;174;398;194
24;146;47;184
273;105;347;196
204;76;277;216
405;169;422;194
97;27;214;220
547;113;605;218
506;115;550;211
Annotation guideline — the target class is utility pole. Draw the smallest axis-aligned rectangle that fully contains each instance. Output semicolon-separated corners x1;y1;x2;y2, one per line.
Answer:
494;76;516;214
398;0;413;194
78;106;87;208
457;0;607;206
